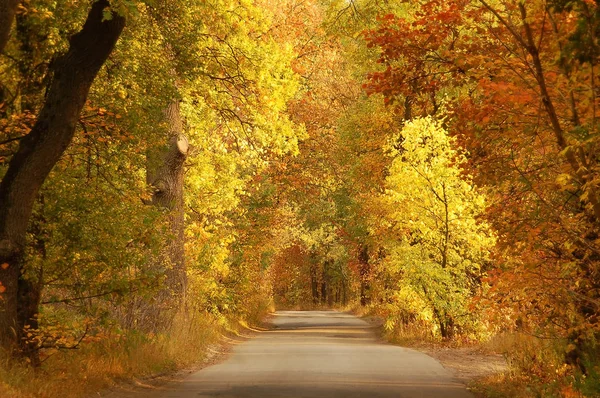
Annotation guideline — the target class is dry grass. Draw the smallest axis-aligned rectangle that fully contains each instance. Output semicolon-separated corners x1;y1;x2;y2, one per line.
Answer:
0;311;222;398
468;332;600;398
347;308;593;397
0;295;277;398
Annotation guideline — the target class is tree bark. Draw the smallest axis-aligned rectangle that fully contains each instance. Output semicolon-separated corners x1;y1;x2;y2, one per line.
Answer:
147;100;189;304
0;0;125;355
0;0;19;53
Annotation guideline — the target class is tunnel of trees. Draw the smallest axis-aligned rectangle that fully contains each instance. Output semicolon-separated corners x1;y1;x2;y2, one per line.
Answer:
1;0;600;396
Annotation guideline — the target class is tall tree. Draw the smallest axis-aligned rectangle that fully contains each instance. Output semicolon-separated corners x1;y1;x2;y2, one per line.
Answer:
147;100;189;307
364;0;600;371
381;117;494;338
0;0;125;356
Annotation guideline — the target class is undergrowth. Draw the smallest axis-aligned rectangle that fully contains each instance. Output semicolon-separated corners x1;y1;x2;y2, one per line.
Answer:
470;333;600;398
353;304;600;397
0;307;268;398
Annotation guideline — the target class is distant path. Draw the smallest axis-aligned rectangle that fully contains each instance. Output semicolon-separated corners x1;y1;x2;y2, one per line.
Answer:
152;310;473;398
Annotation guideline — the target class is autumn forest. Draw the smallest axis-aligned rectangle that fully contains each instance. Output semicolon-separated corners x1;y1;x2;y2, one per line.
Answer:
1;0;600;396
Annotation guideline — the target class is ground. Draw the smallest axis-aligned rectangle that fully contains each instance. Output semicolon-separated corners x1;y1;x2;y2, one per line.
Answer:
422;346;508;384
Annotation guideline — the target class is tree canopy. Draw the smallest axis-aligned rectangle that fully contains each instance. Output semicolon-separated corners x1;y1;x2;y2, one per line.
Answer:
1;0;600;395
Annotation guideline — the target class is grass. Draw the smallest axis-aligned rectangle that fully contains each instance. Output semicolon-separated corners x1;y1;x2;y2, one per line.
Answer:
0;310;232;398
342;303;440;347
468;333;600;398
345;304;600;397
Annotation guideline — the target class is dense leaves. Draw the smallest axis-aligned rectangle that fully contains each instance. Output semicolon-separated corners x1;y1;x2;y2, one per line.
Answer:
379;117;494;339
2;0;600;395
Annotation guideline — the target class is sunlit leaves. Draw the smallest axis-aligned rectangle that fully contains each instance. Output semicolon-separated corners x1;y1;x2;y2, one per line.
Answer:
379;117;494;337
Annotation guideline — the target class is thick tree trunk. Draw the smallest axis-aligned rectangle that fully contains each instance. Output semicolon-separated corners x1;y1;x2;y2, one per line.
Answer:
0;0;124;354
435;308;454;340
0;0;19;53
18;199;45;366
147;100;188;304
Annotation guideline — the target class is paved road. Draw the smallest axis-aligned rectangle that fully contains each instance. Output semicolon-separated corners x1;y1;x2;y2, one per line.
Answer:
156;310;473;398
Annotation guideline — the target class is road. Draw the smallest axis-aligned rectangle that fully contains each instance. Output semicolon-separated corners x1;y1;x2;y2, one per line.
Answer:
153;310;473;398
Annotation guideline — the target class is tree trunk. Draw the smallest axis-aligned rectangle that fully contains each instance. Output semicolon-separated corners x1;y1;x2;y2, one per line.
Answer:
147;100;188;305
0;0;19;53
310;260;319;305
0;0;125;355
18;196;45;366
441;183;449;269
321;260;328;305
358;245;370;306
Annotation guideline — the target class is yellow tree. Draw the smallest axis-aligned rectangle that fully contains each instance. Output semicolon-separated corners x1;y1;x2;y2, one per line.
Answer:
381;117;494;338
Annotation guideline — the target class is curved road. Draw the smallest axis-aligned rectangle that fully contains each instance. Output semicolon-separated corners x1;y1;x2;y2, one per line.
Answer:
155;310;473;398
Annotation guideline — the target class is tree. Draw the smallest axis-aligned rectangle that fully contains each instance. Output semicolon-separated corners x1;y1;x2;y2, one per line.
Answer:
364;0;600;375
145;100;189;321
380;117;494;338
0;0;125;357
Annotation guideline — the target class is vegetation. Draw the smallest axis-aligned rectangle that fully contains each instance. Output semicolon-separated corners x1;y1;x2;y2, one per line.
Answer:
1;0;600;396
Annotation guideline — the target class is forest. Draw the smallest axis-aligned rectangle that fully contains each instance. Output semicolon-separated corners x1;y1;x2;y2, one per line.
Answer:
1;0;600;396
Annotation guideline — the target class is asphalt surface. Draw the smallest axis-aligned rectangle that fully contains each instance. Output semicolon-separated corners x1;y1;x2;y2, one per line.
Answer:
156;310;473;398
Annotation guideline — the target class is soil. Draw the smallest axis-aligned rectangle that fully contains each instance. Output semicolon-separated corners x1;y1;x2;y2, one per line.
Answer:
420;346;508;384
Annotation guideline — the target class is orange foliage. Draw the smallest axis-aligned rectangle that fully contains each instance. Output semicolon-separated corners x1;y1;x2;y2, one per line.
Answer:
364;0;600;376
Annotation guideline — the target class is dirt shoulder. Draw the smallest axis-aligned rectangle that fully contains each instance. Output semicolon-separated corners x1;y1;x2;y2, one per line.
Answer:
419;345;507;384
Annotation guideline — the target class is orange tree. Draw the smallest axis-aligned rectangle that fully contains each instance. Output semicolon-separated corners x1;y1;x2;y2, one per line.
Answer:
364;0;600;381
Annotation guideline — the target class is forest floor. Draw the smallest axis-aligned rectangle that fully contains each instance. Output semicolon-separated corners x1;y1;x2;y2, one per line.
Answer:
420;346;507;385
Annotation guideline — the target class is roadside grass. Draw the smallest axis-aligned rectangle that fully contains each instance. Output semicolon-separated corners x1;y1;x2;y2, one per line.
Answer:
345;304;600;397
469;333;600;398
0;308;266;398
469;373;589;398
373;318;600;398
341;303;440;347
